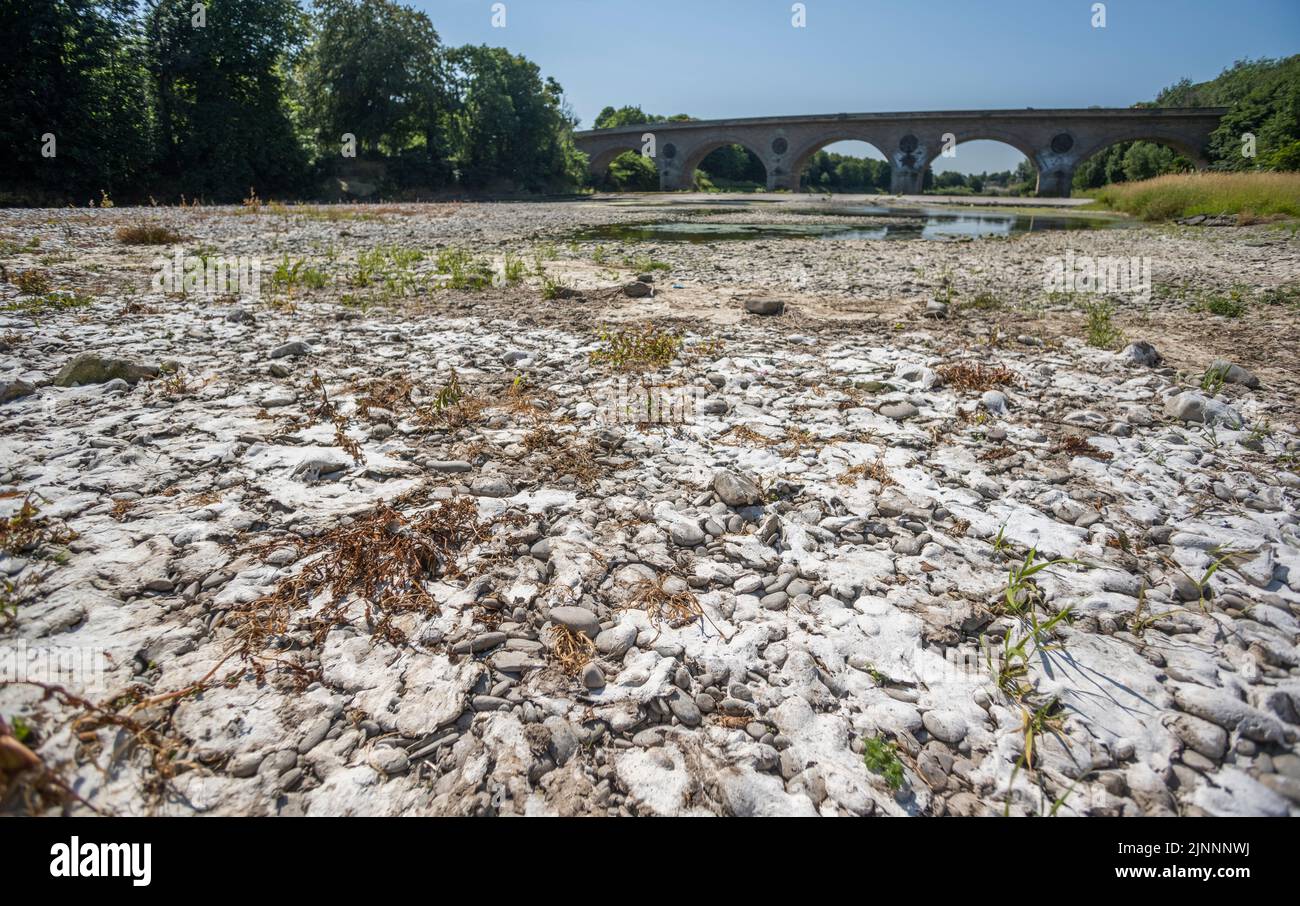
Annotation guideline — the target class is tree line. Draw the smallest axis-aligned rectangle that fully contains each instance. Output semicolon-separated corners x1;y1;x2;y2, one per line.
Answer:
1;0;587;204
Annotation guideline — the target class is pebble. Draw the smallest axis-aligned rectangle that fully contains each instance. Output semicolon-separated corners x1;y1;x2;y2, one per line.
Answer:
879;401;919;420
581;663;606;689
713;469;762;507
269;341;311;359
548;606;601;638
742;297;785;316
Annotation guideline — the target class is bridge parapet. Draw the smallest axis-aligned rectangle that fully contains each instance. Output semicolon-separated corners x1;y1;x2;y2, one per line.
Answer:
573;108;1227;196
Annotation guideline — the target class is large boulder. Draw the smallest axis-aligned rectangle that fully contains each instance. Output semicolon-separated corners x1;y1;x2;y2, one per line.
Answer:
54;353;159;387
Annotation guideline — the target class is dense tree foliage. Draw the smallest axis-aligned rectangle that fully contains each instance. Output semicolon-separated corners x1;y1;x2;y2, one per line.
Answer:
593;105;694;129
0;1;153;202
299;0;447;158
0;0;586;202
1157;56;1300;169
801;151;891;192
147;0;309;199
1076;55;1300;190
447;45;586;191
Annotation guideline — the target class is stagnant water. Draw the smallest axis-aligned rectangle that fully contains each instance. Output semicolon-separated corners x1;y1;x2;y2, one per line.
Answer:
576;204;1126;242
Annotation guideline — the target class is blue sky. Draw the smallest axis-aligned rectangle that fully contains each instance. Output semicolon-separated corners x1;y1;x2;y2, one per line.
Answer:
414;0;1300;173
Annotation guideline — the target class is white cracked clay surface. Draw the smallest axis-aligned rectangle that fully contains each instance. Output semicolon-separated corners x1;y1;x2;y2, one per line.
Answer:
1;198;1298;816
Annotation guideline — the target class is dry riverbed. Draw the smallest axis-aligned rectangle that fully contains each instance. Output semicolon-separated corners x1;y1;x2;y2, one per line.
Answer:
1;198;1298;816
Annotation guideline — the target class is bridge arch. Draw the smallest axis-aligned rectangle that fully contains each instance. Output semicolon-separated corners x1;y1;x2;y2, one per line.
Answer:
925;136;1037;194
676;135;770;188
1072;130;1210;171
918;130;1040;190
785;133;891;190
919;128;1040;171
587;142;649;179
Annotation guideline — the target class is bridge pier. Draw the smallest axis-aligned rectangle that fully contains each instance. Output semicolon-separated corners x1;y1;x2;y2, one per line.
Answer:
1035;164;1077;198
889;166;926;195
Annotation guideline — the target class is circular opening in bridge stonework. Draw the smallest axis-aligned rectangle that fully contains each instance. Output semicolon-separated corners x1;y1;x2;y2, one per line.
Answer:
771;137;789;156
662;143;676;159
1050;133;1075;155
899;134;919;153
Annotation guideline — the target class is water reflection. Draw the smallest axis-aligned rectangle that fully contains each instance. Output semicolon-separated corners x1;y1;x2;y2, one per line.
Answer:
576;205;1122;243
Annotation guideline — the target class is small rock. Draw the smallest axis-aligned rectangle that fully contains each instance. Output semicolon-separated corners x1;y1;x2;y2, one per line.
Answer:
980;390;1009;415
713;469;762;507
228;752;263;778
1119;341;1162;367
427;460;473;473
1170;713;1228;760
549;605;601;639
922;709;968;745
668;519;705;547
1164;391;1242;429
622;281;652;298
1208;359;1260;389
269;341;311;360
471;695;513;712
879;401;919;421
595;624;637;657
581;663;606;689
667;690;702;726
470;475;515;497
742;297;784;316
0;379;35;404
368;746;410;775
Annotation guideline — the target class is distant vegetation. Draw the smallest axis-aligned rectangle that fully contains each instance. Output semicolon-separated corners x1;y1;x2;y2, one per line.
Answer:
1075;55;1300;190
1091;172;1300;221
2;0;586;204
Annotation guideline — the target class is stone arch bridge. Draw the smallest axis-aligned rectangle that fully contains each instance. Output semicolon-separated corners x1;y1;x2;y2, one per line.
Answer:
574;108;1227;196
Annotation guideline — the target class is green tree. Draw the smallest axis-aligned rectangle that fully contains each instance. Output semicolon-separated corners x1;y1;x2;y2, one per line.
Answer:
448;45;586;191
1155;57;1300;170
605;152;658;191
147;0;309;200
299;0;448;159
698;144;765;186
0;0;153;202
593;105;692;129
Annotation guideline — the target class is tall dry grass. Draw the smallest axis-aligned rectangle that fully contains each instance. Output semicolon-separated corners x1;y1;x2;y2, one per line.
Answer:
1090;171;1300;221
